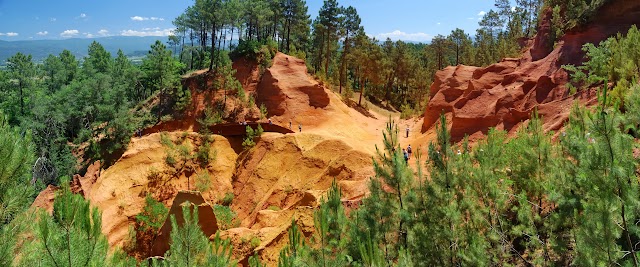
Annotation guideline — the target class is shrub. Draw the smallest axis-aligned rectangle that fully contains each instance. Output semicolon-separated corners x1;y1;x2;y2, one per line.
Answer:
147;167;162;182
196;140;211;166
213;204;240;230
160;131;173;147
198;107;223;130
232;39;261;59
250;236;261;249
136;194;168;232
221;192;234;206
267;205;281;211
400;104;415;119
195;171;212;192
259;103;268;119
165;151;177;167
242;126;257;149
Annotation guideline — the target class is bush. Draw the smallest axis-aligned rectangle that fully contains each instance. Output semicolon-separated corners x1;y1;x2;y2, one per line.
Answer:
213;204;240;230
250;236;261;249
267;205;280;211
232;40;261;59
259;103;268;119
195;171;212;192
165;151;177;167
196;140;211;166
242;126;257;149
198;107;223;130
136;195;168;232
147;167;162;182
400;104;416;119
221;192;234;206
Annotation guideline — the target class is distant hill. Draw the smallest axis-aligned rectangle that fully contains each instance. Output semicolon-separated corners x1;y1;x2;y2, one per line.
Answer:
0;36;171;65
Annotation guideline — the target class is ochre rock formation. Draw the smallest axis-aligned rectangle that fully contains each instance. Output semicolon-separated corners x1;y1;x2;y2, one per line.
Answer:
30;185;59;215
58;51;389;264
423;0;640;141
257;53;330;122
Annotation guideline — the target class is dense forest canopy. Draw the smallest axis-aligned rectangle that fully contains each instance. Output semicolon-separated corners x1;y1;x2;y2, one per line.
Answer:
0;0;639;266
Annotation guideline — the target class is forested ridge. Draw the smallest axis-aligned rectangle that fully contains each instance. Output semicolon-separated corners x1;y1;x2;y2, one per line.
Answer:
1;0;639;266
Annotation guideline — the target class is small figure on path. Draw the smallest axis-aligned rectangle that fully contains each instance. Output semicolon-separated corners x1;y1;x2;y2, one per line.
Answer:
298;123;302;132
268;118;272;125
402;148;409;163
406;125;410;138
407;144;412;159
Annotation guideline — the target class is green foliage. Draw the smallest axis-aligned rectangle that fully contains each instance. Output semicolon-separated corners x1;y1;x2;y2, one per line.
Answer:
250;236;261;249
308;179;350;266
0;112;35;265
249;253;266;267
198;107;224;130
242;125;263;150
267;205;280;211
259;103;268;120
19;180;112;266
564;25;640;104
545;0;609;33
136;194;168;233
195;171;212;192
278;219;306;267
213;204;240;230
221;192;234;206
162;205;236;267
195;134;215;167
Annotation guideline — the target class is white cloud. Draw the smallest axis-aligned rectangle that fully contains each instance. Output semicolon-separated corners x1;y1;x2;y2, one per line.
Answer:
142;27;160;31
375;30;431;42
84;33;94;38
60;29;79;38
120;28;174;37
437;22;441;25
98;29;109;36
6;32;18;37
36;31;49;36
131;16;165;21
80;13;87;18
478;11;486;16
0;33;5;36
50;17;57;22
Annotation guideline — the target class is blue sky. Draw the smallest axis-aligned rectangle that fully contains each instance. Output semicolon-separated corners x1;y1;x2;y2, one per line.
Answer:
0;0;500;42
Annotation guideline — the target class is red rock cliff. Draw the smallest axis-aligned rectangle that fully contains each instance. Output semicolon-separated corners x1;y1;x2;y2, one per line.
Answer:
422;0;640;141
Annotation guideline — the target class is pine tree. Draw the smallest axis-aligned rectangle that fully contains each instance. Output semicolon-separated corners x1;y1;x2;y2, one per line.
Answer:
18;180;119;267
162;204;236;267
278;219;306;267
309;179;348;266
0;111;35;266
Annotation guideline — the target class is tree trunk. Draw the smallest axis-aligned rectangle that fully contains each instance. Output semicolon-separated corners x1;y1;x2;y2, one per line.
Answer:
358;77;365;106
339;34;349;94
209;21;217;72
325;29;331;79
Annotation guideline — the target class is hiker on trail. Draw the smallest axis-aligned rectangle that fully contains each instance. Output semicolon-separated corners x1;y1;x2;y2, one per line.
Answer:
298;123;302;132
407;144;412;159
402;148;409;163
406;125;410;138
289;120;292;130
268;118;272;125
